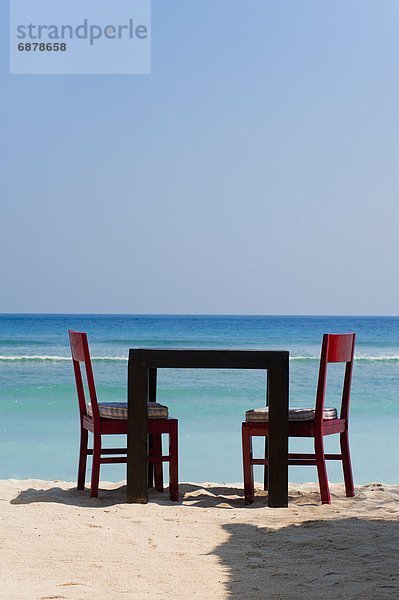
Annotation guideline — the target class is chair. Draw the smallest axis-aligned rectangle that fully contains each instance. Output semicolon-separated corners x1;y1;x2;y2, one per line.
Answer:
242;333;356;504
68;331;178;500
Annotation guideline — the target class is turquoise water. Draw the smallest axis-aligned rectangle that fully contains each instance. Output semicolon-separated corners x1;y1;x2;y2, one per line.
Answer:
0;314;398;485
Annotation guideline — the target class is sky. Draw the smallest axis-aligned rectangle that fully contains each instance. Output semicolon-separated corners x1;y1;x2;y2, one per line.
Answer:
0;0;398;315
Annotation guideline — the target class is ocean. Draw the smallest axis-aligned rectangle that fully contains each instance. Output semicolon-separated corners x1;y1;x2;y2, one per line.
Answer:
0;314;397;485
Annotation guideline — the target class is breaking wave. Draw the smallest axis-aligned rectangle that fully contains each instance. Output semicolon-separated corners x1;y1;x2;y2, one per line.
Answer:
0;354;398;363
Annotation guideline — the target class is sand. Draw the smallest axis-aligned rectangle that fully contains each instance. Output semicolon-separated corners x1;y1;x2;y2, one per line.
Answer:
0;480;398;600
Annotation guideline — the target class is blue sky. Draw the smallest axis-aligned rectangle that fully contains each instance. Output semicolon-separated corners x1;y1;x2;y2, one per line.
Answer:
1;0;398;314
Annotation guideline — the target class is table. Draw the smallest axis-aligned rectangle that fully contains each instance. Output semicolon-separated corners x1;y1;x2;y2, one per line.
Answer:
127;349;289;508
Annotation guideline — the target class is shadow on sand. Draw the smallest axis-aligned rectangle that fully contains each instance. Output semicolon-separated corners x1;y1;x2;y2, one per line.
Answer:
213;518;399;598
10;482;251;509
9;481;338;509
10;481;327;509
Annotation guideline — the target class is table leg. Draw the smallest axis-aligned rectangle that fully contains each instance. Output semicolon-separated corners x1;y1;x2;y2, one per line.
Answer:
267;357;289;507
127;354;149;503
264;370;269;490
147;368;157;488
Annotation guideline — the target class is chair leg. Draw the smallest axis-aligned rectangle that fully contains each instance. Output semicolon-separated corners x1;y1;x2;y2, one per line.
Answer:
314;435;331;504
242;425;255;504
168;422;179;501
340;431;354;497
263;436;269;491
90;432;101;498
153;434;164;493
77;427;88;490
148;434;154;489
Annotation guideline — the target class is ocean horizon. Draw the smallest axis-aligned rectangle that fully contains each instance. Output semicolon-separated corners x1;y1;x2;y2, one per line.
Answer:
1;313;398;486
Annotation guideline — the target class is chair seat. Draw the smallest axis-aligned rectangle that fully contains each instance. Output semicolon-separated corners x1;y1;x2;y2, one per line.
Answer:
245;406;337;423
87;401;169;420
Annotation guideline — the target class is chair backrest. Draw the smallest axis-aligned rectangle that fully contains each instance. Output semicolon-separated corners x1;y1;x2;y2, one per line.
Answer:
315;333;356;426
68;331;100;423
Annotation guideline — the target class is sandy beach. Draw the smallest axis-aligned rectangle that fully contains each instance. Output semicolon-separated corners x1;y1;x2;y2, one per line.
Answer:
1;480;398;599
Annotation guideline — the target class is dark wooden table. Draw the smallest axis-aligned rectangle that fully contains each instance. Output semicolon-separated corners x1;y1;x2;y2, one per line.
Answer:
127;349;289;508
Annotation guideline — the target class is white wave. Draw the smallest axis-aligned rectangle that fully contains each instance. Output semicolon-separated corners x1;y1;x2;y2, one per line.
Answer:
290;355;319;361
354;355;399;362
92;356;127;361
0;354;398;363
291;355;399;362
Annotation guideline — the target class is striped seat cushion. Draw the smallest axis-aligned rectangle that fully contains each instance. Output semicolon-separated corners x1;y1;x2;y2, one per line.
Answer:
245;406;337;423
87;402;169;420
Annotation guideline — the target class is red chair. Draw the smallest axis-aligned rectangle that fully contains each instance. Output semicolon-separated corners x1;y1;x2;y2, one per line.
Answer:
242;333;356;504
69;331;178;500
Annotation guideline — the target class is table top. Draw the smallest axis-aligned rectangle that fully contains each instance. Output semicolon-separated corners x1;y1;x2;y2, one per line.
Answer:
128;348;289;369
